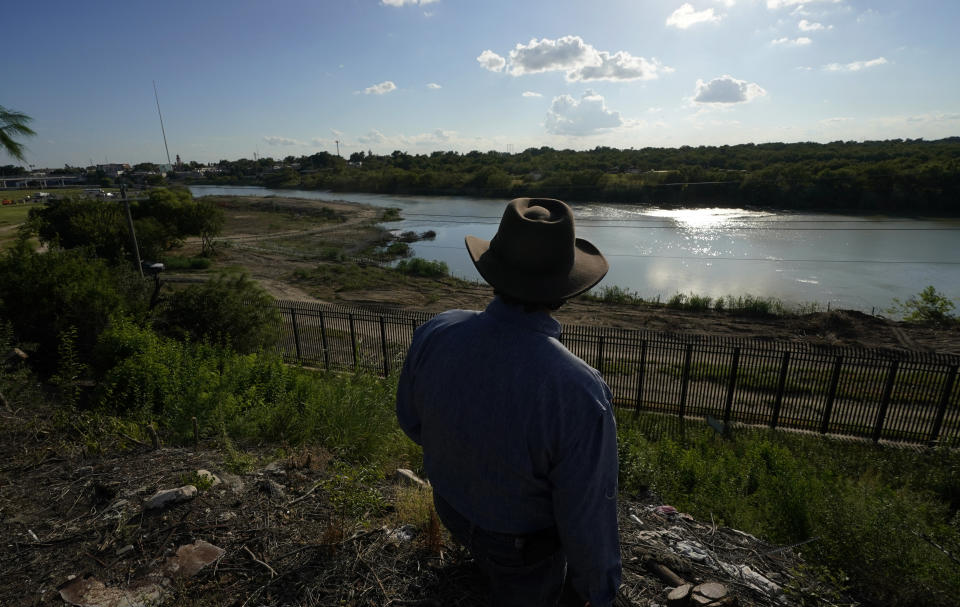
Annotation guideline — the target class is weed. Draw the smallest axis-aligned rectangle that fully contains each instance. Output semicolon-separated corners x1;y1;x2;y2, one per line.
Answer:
395;258;448;278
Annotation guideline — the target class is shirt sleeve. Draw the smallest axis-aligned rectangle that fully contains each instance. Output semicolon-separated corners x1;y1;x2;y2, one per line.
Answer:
549;383;621;606
395;330;423;445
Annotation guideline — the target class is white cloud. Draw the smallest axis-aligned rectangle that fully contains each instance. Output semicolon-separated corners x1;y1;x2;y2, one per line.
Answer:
263;136;303;146
820;116;852;125
495;36;670;82
381;0;439;6
477;50;506;72
767;0;841;8
798;19;831;31
545;90;623;136
692;75;767;104
569;51;670;82
363;81;397;95
666;4;722;29
823;57;887;71
426;82;442;89
508;36;598;75
522;91;542;97
358;130;387;144
772;36;812;46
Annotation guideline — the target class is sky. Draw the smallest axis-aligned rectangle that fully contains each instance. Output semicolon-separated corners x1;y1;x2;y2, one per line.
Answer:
4;0;960;168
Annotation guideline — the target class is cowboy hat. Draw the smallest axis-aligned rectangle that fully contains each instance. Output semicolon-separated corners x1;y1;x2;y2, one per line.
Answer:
465;198;608;302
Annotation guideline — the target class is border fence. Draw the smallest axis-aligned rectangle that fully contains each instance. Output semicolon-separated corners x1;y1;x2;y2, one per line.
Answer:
268;299;960;447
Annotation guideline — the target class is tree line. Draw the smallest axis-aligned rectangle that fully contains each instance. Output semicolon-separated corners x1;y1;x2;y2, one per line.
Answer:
196;138;960;215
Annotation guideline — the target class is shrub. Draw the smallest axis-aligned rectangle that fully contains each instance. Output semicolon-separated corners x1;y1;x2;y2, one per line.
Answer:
888;285;957;324
0;243;150;373
395;258;448;278
156;274;278;353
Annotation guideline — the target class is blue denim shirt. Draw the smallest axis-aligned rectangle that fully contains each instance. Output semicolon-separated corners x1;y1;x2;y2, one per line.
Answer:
396;296;621;605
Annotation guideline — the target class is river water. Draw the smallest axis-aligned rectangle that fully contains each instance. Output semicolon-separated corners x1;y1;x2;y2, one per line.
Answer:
190;185;960;313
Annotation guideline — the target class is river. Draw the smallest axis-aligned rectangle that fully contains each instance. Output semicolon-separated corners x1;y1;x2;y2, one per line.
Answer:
190;185;960;313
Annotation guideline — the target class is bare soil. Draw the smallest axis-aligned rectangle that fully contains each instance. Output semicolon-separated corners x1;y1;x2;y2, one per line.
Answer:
0;406;837;607
178;195;960;356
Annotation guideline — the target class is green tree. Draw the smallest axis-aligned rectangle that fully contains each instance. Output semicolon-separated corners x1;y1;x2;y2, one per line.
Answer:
888;286;957;324
0;105;36;162
156;274;278;353
0;243;150;373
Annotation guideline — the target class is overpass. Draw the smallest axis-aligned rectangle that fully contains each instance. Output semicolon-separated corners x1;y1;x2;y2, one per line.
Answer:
1;175;84;189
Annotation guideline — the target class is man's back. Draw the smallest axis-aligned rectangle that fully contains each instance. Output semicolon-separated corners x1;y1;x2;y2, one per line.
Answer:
397;296;621;604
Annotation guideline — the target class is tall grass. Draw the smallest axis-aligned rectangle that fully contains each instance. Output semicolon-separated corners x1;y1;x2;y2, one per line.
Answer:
92;319;420;467
618;413;960;607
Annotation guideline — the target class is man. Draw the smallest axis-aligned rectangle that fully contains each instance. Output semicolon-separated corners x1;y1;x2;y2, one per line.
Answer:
396;198;621;606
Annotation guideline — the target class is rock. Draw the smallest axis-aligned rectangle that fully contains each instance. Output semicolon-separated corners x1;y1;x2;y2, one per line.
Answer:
262;461;286;475
162;540;225;578
144;485;197;510
667;583;692;606
258;478;286;499
217;472;244;492
395;468;428;488
691;582;733;606
59;576;165;607
219;511;237;522
195;469;221;487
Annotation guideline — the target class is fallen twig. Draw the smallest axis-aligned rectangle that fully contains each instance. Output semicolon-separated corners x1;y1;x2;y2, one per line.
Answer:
286;481;323;507
242;544;277;578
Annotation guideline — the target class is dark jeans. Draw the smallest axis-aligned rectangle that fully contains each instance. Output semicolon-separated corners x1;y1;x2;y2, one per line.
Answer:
433;493;583;607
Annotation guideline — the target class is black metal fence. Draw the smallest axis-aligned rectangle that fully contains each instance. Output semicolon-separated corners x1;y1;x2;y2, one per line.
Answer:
268;300;960;447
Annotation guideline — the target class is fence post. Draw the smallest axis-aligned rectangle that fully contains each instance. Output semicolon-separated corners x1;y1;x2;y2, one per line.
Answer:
872;359;900;443
679;343;693;420
596;335;605;374
723;347;740;428
634;340;647;414
820;355;844;434
318;310;330;371
771;351;790;429
380;316;389;376
289;307;302;363
349;313;358;369
929;365;958;443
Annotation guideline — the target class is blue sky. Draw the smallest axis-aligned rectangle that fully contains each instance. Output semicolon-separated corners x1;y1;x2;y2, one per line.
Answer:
5;0;959;168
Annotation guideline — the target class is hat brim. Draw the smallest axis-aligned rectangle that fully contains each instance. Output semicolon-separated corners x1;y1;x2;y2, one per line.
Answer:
465;235;609;302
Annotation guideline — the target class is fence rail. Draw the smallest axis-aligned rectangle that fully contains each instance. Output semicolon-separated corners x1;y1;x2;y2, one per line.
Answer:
267;299;960;447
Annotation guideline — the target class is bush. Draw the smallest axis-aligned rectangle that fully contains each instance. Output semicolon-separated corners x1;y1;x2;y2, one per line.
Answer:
156;274;278;353
94;319;415;465
395;258;448;278
617;416;960;607
0;244;150;373
888;285;957;324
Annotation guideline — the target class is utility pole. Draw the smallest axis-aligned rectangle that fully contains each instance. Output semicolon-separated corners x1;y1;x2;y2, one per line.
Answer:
335;140;340;157
120;184;143;277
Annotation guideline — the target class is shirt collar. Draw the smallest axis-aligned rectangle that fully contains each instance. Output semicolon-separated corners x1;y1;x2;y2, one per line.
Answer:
484;296;562;338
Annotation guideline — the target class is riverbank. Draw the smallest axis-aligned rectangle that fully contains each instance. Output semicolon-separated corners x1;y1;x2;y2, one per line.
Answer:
171;194;960;355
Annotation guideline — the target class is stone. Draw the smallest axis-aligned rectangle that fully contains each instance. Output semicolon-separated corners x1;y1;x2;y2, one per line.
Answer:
143;485;197;510
666;583;692;606
217;472;244;492
395;468;428;488
195;469;221;487
162;540;225;578
692;582;732;606
258;478;286;499
59;576;165;607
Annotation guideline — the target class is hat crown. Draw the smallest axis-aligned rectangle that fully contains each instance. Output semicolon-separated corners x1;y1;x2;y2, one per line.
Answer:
489;199;575;274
